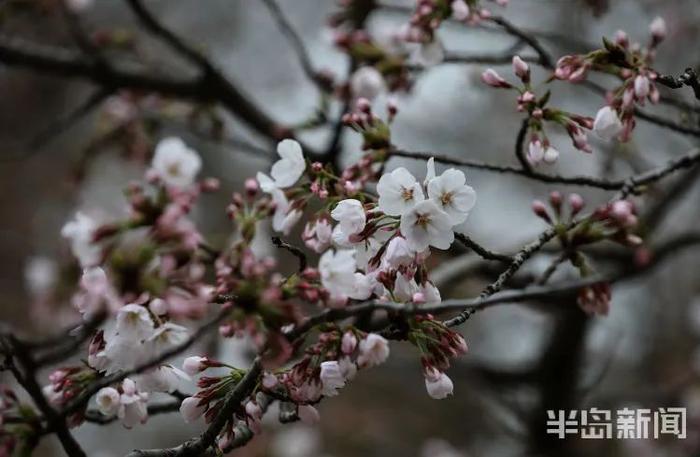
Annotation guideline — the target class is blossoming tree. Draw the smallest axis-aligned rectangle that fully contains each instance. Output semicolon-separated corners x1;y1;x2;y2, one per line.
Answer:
1;0;699;456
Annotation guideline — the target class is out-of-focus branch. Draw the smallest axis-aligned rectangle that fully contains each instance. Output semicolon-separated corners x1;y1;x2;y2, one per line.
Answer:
0;34;318;156
261;0;329;92
1;336;86;457
488;16;553;69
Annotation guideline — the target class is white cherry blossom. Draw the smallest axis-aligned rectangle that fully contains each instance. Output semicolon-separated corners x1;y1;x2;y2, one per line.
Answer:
382;236;414;270
377;167;425;216
180;396;205;423
400;200;454;251
319;249;357;299
331;199;366;236
302;219;333;253
593;106;623;141
151;137;202;189
61;212;101;267
96;387;120;416
257;140;306;191
118;378;149;428
357;333;390;367
136;365;190;393
271;189;303;235
115;304;154;340
427;168;476;225
425;370;454;399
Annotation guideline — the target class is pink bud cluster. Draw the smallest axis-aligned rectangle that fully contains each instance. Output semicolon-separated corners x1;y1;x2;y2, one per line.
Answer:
42;367;97;427
532;191;585;225
483;57;595;161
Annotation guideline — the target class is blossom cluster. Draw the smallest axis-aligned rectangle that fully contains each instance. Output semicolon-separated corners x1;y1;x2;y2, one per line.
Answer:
556;17;667;142
531;192;641;315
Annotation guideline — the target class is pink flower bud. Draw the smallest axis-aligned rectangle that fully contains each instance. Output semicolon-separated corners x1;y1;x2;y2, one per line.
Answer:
244;178;258;195
634;75;650;100
451;0;470;21
481;69;511;88
512;56;530;81
356;97;371;113
180;396;205;423
200;177;220;192
149;298;168;316
568;193;584;215
532;200;551;223
614;30;629;48
245;401;262;419
649;17;667;43
341;331;358;354
412;292;426;304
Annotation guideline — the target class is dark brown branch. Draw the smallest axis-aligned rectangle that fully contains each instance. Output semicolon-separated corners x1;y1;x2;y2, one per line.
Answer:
444;223;566;327
454;233;513;263
515;117;533;172
272;236;308;272
0;34;312;155
488;16;553;69
657;68;700;101
2;336;86;457
392;147;700;193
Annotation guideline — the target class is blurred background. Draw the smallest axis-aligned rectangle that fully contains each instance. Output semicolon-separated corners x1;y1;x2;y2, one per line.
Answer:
1;0;700;456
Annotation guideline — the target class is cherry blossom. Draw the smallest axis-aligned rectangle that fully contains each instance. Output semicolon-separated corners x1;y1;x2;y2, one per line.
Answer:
118;378;149;428
319;249;357;300
357;333;390;367
95;387;120;416
426;169;476;224
593;106;624;141
182;356;208;376
151;137;202;189
400;200;454;251
330;199;366;236
61;212;101;267
180;396;206;423
425;369;454;399
377;167;425;216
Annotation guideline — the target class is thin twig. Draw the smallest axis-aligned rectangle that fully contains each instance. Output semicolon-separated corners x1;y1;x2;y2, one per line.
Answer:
272;236;308;272
454;233;513;263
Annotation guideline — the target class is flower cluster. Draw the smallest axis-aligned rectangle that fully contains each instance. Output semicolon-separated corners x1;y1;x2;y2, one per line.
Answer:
482;57;595;163
556;18;667;142
403;0;509;42
409;316;468;399
42;367;98;427
532;192;641;315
